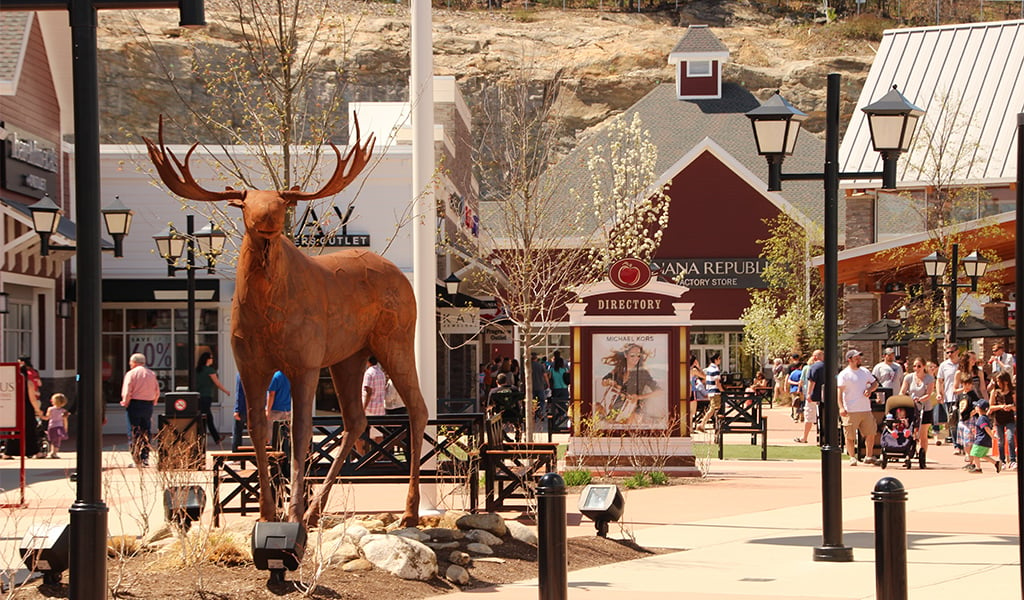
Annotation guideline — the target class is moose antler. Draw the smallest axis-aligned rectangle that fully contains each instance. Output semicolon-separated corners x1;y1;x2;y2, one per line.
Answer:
143;116;246;203
282;115;376;202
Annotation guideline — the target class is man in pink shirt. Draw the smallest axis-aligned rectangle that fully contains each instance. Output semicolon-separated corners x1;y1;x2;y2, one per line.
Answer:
121;352;161;467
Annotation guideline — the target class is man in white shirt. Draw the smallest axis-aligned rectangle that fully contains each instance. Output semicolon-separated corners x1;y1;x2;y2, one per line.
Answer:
871;347;904;392
935;344;961;445
988;342;1015;379
837;349;879;466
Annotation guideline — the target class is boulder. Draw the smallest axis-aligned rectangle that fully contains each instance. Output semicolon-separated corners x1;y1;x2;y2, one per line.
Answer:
422;527;464;542
445;564;470;585
465;529;503;546
438;510;469;530
448;550;471;566
465;542;493;555
456;513;507;537
425;541;460;550
329;541;360;563
391;527;430;542
358;519;387;533
342;558;374;572
506;520;538;545
360;534;438;581
344;524;371;545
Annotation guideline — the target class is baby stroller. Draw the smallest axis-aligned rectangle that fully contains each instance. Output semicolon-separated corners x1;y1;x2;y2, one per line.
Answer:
879;394;923;469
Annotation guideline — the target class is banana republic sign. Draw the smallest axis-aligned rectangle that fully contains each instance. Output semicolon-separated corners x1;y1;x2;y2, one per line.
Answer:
652;258;767;289
2;125;59;199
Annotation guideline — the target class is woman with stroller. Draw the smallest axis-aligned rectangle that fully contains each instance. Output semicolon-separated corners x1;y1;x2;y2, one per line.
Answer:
900;357;935;466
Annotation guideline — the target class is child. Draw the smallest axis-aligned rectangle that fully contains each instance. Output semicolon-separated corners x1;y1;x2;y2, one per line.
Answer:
42;393;69;459
955;372;979;460
967;400;1001;473
893;408;910;441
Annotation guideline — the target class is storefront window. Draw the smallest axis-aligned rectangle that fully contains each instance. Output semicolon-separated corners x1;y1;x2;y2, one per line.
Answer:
3;302;32;361
102;306;220;403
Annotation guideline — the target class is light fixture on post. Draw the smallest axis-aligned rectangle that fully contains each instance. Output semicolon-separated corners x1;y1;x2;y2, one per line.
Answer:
153;215;224;392
163;485;206;531
861;85;925;190
577;484;624;537
29;194;133;258
19;524;70;585
57;299;72;320
747;73;924;563
252;522;306;585
897;304;909;321
444;273;461;297
922;244;989;345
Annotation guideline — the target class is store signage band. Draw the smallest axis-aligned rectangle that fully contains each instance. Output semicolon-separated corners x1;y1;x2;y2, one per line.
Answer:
2;125;59;199
439;307;480;334
652;258;767;289
293;205;371;248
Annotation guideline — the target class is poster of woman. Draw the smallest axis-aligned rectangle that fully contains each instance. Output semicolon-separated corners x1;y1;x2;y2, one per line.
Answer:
592;333;669;430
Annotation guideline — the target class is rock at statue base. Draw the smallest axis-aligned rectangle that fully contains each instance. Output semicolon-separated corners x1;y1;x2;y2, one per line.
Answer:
465;542;493;555
438;510;469;530
456;513;507;537
422;527;464;542
342;558;374;572
446;564;470;585
360;534;438;580
448;550;471;566
506;520;539;545
465;529;503;546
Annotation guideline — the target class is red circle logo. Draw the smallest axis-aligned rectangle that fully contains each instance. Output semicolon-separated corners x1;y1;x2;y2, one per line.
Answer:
174;399;187;412
609;258;651;291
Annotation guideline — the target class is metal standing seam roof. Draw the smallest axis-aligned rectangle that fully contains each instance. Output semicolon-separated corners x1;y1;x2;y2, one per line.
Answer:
839;19;1024;186
0;12;31;95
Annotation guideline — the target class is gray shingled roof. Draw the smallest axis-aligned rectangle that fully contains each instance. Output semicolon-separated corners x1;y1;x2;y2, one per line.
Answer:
0;13;30;92
670;25;730;56
539;82;831;232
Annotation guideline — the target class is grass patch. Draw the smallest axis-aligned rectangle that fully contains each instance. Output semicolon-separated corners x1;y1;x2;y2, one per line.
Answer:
696;443;822;461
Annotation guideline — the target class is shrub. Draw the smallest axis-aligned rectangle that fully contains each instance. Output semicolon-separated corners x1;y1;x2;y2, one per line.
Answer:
622;472;651;489
649;471;669;486
833;14;895;41
562;468;593;487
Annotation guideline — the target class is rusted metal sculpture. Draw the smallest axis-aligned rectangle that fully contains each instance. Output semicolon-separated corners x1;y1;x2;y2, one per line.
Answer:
144;116;428;527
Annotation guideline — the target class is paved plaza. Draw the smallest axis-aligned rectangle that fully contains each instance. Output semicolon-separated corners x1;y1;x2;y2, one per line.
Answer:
0;406;1019;598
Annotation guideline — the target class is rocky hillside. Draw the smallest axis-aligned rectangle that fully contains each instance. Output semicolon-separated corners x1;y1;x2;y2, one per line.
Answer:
96;0;879;146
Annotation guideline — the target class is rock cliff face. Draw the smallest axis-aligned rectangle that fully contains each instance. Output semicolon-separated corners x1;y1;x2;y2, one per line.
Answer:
96;1;875;147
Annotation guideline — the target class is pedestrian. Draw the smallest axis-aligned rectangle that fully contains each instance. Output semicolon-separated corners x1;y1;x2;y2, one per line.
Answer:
266;370;292;455
988;370;1016;470
361;356;387;451
795;350;824;444
232;373;246;452
987;342;1015;381
954;371;981;458
2;355;45;459
195;351;230;444
548;351;570;429
697;353;723;433
935;344;961;446
530;353;550;428
899;357;935;466
42;392;70;459
837;348;879;466
120;353;161;467
872;347;904;392
966;400;1001;473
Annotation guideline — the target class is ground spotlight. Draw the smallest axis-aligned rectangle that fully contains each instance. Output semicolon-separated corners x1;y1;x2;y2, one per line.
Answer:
578;484;624;537
19;524;70;585
251;522;306;585
163;486;206;531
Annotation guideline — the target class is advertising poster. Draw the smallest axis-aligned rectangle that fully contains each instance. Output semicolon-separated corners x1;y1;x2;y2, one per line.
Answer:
0;364;19;429
591;332;669;430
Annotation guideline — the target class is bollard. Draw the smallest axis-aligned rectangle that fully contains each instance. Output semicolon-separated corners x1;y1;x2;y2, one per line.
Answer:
873;477;908;600
537;472;568;600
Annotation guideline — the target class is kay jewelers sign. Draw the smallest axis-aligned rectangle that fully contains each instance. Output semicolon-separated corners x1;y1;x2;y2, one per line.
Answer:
0;364;19;429
439;307;481;335
651;258;767;289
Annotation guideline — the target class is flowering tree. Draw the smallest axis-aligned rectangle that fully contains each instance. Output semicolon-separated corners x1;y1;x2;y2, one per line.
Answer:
470;67;670;437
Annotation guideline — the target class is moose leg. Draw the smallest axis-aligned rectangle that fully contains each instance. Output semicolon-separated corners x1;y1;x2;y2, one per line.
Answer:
286;369;317;522
375;349;427;528
303;355;367;526
237;368;276;521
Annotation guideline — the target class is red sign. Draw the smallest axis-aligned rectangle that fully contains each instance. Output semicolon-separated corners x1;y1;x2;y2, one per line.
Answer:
609;258;652;291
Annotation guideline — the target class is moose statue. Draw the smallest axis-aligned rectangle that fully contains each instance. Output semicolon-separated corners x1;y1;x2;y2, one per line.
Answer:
144;116;429;527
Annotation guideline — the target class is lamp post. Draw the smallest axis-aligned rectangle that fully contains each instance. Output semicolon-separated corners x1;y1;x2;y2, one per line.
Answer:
29;194;134;257
1013;111;1023;597
0;3;205;598
154;215;226;392
747;73;924;563
921;244;988;345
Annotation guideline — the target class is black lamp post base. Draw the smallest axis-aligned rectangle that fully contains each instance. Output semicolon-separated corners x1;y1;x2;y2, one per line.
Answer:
813;544;854;562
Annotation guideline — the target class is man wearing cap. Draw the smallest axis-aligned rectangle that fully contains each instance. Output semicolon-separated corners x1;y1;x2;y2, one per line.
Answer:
935;344;961;445
872;348;904;393
837;348;879;466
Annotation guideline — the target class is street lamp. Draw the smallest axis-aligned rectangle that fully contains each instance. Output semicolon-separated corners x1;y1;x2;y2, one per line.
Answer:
444;273;462;296
28;194;134;257
922;244;989;345
747;73;924;563
154;215;225;392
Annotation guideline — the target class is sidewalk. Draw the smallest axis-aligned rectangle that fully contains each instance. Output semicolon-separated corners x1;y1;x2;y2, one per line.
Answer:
0;409;1019;599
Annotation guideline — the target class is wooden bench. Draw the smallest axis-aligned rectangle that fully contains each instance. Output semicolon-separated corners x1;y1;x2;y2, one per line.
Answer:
481;414;558;512
715;391;768;460
211;450;287;526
